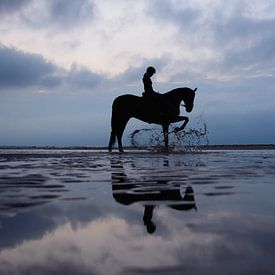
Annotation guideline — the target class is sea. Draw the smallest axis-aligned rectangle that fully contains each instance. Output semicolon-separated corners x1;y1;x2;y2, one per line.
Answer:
0;146;275;275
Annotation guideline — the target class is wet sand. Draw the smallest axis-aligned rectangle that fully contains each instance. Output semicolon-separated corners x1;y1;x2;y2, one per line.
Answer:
0;148;275;275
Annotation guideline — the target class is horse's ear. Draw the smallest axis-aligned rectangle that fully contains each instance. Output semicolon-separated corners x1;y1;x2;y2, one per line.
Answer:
193;88;197;92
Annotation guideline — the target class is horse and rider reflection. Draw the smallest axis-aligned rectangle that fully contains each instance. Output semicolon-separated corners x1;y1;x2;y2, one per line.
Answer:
111;159;197;234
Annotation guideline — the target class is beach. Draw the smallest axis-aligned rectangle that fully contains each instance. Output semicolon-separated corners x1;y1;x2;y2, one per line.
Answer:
0;148;275;275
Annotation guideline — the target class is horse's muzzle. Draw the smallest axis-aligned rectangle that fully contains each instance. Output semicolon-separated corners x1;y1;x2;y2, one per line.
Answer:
186;105;193;113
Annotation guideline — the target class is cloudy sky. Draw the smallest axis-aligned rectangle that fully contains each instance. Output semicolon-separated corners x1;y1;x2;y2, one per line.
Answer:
0;0;274;146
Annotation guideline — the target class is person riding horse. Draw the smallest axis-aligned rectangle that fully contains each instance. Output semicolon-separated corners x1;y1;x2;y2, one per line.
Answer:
142;66;158;97
108;65;196;152
142;66;165;117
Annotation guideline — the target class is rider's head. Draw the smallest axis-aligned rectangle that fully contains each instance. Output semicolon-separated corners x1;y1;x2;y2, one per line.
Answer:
146;221;156;234
146;66;156;76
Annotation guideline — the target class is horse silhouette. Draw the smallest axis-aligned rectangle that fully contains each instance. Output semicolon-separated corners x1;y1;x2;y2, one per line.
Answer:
108;87;197;152
111;158;197;234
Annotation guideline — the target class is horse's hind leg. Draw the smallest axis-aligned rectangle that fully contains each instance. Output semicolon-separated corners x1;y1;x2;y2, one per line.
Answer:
117;119;129;153
117;135;124;153
108;131;116;152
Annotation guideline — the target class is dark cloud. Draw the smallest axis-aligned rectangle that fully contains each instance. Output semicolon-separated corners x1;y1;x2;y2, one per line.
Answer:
0;0;29;14
0;45;60;89
207;4;275;75
114;57;170;87
0;0;94;29
148;0;200;28
146;1;275;79
49;0;94;27
211;4;275;44
65;64;103;89
205;14;275;77
0;46;104;91
20;0;94;29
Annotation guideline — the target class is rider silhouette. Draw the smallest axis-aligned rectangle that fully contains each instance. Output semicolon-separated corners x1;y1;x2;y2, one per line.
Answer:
142;66;166;120
142;66;158;97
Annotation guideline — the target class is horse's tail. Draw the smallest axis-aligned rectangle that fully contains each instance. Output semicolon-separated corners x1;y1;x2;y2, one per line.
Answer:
108;98;121;151
108;95;133;152
108;109;117;151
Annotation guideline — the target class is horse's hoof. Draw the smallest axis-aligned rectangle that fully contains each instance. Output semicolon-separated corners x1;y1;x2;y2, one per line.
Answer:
119;148;124;153
108;146;112;152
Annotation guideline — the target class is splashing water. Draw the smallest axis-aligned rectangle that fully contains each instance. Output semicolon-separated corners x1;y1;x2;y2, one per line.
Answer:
170;122;209;152
129;118;209;152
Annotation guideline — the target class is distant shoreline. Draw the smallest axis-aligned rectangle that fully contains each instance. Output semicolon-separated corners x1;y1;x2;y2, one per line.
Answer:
202;144;275;150
1;144;275;150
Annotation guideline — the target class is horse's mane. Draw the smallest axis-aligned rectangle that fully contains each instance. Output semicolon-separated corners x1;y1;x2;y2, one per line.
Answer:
164;87;194;96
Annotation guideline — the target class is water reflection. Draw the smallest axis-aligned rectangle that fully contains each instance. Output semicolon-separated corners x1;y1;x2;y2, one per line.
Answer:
0;173;65;214
0;150;275;274
111;158;197;234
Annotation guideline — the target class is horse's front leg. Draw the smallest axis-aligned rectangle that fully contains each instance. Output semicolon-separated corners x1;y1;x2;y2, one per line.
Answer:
162;124;169;150
172;116;189;132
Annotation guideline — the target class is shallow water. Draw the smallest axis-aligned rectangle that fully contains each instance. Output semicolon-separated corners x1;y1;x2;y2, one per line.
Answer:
0;149;275;275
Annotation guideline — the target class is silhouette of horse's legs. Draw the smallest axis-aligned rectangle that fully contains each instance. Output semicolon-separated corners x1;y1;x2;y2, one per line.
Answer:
116;118;129;153
171;116;189;132
117;134;123;153
108;129;125;152
162;124;169;150
108;131;116;152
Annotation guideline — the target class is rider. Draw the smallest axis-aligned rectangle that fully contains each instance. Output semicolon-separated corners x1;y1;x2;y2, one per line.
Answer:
142;66;158;97
142;66;166;120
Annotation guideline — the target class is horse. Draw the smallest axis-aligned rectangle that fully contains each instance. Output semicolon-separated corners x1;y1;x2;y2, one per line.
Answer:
110;158;197;233
108;87;197;152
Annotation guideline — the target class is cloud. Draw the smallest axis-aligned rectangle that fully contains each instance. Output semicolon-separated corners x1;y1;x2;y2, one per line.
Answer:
113;56;170;88
0;0;29;14
50;0;94;24
204;3;275;77
148;0;200;28
0;45;172;94
65;64;103;89
0;45;60;89
144;0;275;80
0;0;94;30
221;25;275;73
0;1;275;145
21;0;95;29
0;46;105;91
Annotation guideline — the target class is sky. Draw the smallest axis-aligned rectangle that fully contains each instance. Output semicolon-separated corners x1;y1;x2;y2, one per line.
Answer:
0;0;275;146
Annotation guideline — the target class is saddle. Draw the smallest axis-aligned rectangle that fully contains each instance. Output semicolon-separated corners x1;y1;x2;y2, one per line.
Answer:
142;92;169;121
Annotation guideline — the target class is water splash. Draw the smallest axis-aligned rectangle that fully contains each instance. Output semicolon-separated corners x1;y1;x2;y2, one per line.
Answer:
170;122;209;152
129;118;209;152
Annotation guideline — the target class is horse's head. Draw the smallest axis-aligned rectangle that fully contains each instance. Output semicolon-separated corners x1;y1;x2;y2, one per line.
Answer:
182;88;196;113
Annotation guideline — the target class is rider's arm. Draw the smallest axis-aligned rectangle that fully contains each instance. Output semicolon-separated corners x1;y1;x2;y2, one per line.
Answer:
143;74;155;94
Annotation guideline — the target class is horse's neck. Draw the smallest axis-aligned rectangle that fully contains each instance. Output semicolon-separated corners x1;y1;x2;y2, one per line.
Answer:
167;90;185;106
